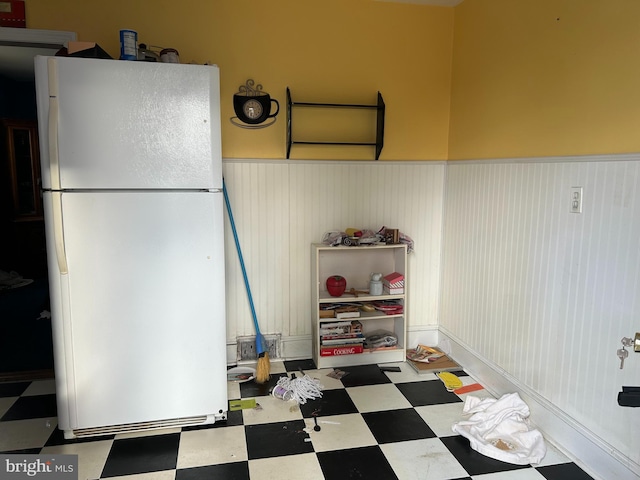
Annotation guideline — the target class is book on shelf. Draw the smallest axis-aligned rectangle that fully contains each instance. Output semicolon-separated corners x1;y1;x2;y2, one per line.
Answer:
321;332;365;341
320;344;364;356
319;320;353;329
320;303;361;319
321;334;366;345
322;337;366;346
383;285;404;295
319;309;335;318
320;327;350;336
334;305;360;319
319;320;362;336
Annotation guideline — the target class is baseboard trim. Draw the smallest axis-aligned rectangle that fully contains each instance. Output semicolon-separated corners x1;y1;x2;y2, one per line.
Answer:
439;328;640;480
227;335;313;365
226;327;441;366
280;335;312;360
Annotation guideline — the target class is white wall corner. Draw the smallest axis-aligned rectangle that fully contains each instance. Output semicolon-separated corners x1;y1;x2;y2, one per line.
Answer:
407;324;439;348
438;329;640;480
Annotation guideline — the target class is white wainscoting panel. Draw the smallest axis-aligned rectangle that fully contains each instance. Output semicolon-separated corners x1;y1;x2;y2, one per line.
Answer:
222;162;291;341
222;159;445;356
440;156;640;475
222;155;640;477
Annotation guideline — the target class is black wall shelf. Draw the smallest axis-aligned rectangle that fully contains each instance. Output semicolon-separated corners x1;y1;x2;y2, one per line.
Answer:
286;87;385;160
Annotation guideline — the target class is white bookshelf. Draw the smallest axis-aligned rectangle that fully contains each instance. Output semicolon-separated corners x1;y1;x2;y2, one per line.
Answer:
311;243;407;368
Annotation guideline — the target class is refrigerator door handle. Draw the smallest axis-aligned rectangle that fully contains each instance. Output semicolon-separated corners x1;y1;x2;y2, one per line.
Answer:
51;191;69;275
48;97;61;190
47;57;61;191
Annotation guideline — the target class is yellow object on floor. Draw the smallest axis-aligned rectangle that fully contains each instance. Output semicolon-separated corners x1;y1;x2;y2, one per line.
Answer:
229;399;257;411
437;372;463;392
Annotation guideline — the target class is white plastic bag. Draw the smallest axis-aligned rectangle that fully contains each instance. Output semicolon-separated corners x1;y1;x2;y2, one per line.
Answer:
452;392;546;465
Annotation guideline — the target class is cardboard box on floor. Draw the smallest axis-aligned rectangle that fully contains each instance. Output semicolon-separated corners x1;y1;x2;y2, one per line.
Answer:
406;347;461;374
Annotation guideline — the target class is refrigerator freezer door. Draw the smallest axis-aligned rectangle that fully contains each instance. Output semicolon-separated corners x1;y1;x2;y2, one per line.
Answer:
35;56;222;191
48;191;227;430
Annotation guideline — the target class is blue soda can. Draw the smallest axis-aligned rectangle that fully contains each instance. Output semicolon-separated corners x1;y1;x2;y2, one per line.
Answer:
119;29;138;60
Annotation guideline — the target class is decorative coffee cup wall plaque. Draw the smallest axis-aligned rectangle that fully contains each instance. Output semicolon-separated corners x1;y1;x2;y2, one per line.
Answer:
230;79;279;129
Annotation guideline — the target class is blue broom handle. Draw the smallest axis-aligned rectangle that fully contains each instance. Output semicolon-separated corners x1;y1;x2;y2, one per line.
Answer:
223;179;265;355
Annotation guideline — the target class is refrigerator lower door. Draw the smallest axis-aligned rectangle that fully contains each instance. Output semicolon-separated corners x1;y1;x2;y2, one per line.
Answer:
45;191;227;435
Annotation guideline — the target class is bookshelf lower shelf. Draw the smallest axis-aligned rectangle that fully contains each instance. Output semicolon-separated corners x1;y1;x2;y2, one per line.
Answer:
315;346;405;369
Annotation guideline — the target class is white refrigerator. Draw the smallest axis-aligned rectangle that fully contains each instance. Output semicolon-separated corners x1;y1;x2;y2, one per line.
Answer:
34;56;228;439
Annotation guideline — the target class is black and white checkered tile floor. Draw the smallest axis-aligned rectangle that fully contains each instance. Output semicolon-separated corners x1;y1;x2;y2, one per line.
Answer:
0;360;595;480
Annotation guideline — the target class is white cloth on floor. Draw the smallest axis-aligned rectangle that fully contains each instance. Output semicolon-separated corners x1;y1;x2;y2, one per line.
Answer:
452;392;546;465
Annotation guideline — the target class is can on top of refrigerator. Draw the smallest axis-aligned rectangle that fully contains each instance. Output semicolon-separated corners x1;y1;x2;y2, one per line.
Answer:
119;29;138;60
160;48;180;64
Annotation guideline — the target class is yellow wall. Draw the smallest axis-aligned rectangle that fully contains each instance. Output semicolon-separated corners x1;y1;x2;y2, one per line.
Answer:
21;0;640;161
25;0;454;161
449;0;640;159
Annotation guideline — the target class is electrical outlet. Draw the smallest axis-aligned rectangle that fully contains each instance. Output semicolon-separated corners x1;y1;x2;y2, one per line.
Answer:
570;187;583;213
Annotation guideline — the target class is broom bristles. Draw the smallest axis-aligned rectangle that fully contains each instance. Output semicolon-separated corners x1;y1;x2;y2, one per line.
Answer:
255;351;271;384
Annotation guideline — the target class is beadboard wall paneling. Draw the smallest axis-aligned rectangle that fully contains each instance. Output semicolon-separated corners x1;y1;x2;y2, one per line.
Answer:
222;162;291;340
440;157;640;471
222;160;445;342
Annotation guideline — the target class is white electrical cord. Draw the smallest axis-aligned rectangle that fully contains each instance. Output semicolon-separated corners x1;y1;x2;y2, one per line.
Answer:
275;375;323;404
